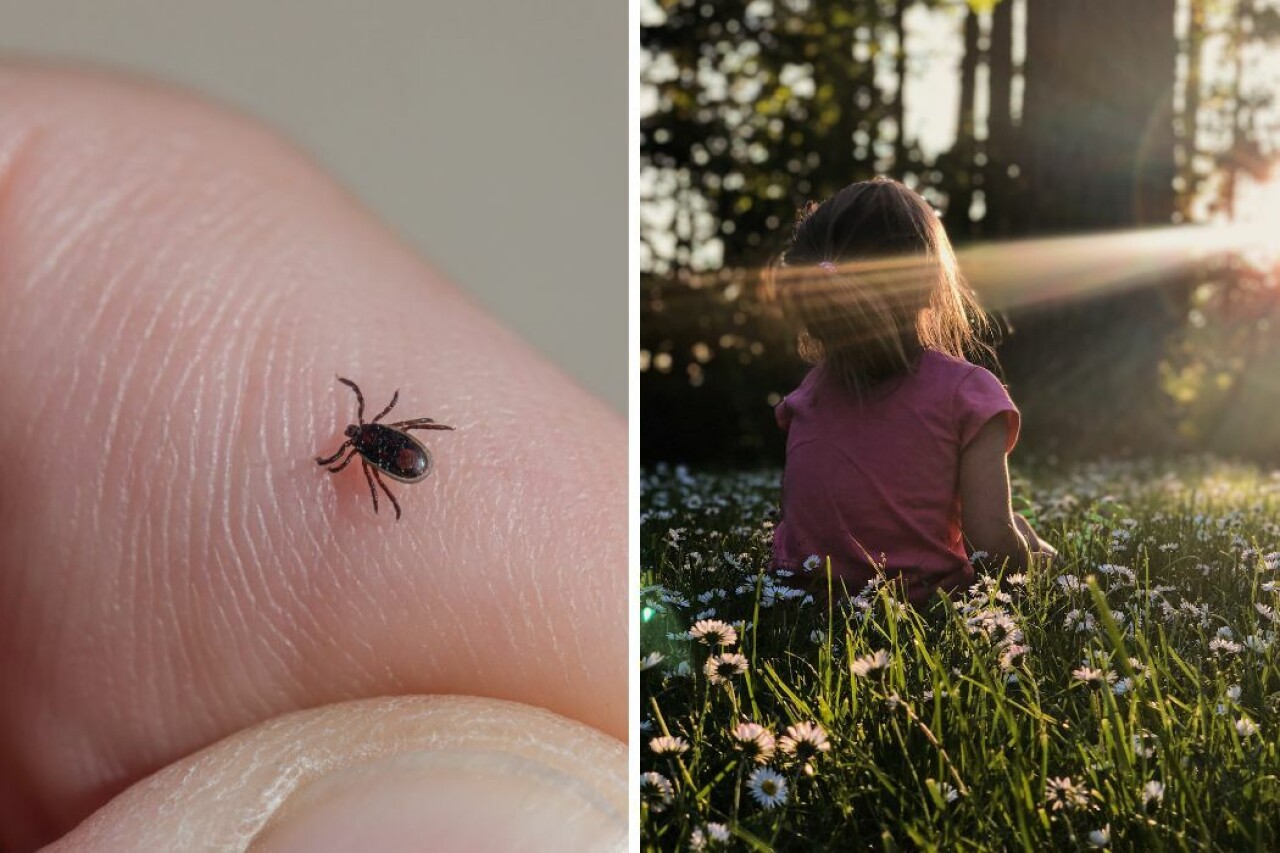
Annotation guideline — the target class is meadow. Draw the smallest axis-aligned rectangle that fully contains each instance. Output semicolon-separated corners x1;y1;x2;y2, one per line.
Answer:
640;458;1280;850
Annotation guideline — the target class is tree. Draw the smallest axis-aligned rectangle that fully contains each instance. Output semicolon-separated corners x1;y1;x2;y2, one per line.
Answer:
979;0;1183;455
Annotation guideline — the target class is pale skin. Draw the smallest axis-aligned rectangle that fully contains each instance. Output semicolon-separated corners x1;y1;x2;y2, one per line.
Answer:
959;414;1058;570
0;66;624;850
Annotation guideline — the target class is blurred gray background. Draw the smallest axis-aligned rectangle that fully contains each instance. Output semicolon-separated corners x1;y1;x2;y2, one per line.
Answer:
0;0;625;413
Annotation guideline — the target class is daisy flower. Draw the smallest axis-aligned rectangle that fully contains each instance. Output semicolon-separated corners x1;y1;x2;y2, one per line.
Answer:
689;822;731;850
779;721;831;766
1245;633;1274;652
649;735;689;756
731;722;776;764
803;554;822;571
689;619;738;647
928;778;960;804
746;767;788;809
1087;825;1111;848
1236;717;1259;737
704;652;749;684
1141;780;1164;808
640;771;674;812
1045;776;1091;811
640;651;665;671
1072;666;1116;688
1209;637;1243;655
999;643;1029;671
850;649;891;677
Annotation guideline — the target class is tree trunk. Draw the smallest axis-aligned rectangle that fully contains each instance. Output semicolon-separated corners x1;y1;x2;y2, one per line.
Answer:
985;0;1015;237
999;0;1180;456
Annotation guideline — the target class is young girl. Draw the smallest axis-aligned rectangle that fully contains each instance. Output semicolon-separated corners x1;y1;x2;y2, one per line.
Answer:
769;177;1055;604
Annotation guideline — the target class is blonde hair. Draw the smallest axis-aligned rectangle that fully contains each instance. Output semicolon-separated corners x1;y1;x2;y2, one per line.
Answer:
765;177;996;396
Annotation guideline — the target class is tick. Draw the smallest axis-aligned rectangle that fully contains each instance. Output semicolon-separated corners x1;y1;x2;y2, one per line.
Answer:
315;377;454;521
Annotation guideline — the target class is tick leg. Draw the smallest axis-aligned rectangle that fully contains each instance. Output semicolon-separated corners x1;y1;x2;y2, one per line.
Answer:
315;439;353;466
392;418;455;431
372;389;400;423
337;376;366;423
328;448;358;473
371;467;403;521
362;460;380;514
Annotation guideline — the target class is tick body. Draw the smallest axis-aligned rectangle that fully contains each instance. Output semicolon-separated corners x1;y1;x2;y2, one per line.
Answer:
316;377;454;521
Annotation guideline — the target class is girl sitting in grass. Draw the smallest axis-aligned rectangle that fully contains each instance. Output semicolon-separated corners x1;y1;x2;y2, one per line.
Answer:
767;177;1056;604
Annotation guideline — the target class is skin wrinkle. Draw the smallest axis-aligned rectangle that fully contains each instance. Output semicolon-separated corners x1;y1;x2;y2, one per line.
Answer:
280;347;334;599
224;315;323;710
240;315;389;706
229;296;292;666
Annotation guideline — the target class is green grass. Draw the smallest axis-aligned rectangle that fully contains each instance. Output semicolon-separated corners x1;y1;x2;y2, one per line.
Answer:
640;458;1280;850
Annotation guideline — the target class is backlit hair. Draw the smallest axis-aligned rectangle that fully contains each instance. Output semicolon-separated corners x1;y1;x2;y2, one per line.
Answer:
766;177;996;397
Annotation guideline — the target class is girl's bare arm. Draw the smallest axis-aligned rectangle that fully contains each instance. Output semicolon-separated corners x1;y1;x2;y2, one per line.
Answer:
959;416;1032;571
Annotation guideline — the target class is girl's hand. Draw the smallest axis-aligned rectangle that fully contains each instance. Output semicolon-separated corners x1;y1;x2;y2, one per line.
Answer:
1012;513;1057;558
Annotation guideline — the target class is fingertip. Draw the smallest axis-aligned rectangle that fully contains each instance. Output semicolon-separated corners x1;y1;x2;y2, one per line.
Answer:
50;698;626;853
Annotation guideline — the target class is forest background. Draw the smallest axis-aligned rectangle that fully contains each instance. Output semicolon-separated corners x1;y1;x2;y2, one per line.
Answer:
640;0;1280;465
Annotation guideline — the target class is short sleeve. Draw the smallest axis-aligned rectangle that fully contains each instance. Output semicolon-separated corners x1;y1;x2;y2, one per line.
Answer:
955;367;1020;453
775;397;793;432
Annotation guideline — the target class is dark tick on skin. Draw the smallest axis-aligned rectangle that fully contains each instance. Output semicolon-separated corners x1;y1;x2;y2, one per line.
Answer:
315;376;454;521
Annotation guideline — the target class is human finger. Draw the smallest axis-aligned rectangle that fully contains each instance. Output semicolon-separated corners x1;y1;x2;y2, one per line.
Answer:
0;64;625;847
48;696;626;852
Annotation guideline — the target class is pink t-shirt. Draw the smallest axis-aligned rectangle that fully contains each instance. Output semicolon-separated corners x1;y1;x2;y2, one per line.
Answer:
771;350;1020;604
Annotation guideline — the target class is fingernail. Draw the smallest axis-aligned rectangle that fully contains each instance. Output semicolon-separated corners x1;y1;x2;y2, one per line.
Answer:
249;748;626;852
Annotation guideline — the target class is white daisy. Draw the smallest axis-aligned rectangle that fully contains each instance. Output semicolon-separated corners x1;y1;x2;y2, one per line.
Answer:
1072;666;1116;688
746;766;788;809
1045;776;1091;811
1141;780;1164;808
1209;637;1243;655
850;649;891;677
1132;733;1157;759
731;722;776;764
928;778;960;804
1245;633;1274;652
704;652;749;684
689;822;731;850
1236;717;1259;737
689;619;738;647
640;771;674;812
1057;574;1084;593
1000;643;1029;671
649;735;690;756
1087;825;1111;848
640;651;665;671
779;720;831;766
